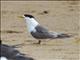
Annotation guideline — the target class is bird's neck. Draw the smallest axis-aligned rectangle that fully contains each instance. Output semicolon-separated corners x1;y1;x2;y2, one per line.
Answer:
25;18;39;32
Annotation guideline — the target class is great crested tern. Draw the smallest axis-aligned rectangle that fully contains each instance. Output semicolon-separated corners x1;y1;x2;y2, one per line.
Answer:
20;14;71;44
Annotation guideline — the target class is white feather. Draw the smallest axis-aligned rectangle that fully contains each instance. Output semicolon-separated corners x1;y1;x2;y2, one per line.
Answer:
24;17;39;32
0;57;8;60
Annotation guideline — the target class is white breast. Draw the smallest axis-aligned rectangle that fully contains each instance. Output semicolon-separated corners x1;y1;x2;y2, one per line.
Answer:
25;17;39;32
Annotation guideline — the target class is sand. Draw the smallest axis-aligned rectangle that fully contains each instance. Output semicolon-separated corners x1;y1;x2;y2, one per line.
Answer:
1;1;80;60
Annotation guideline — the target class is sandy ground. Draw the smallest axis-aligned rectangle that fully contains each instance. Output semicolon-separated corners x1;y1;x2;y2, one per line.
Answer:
1;1;80;60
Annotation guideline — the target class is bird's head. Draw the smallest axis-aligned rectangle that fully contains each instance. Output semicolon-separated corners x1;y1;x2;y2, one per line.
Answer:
18;14;39;32
20;14;37;22
18;14;36;21
18;14;39;23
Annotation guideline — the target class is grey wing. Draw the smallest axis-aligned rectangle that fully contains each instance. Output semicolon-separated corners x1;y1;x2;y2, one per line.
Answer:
35;25;48;33
35;25;71;39
34;25;54;38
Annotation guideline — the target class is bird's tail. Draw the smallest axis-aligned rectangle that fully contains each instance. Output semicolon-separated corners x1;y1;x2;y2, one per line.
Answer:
50;32;72;39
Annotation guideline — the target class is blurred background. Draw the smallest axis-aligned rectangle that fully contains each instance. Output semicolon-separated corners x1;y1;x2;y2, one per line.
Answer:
1;1;80;60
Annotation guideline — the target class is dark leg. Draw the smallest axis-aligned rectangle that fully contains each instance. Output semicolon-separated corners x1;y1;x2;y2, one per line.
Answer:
32;40;41;44
37;40;41;44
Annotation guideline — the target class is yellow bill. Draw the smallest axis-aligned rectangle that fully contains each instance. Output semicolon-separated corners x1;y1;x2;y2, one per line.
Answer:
17;15;24;18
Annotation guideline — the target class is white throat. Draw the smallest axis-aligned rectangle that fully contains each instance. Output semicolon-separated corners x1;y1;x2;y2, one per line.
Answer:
25;17;39;32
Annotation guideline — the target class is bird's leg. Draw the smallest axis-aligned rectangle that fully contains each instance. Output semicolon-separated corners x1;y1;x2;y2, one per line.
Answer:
32;40;41;44
37;40;41;44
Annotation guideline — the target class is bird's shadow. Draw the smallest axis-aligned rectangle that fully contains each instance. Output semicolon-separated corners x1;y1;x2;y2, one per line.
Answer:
10;39;61;48
0;30;23;33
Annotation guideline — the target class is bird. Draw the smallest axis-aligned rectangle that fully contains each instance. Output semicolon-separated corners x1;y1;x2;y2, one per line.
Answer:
19;14;71;44
0;41;34;60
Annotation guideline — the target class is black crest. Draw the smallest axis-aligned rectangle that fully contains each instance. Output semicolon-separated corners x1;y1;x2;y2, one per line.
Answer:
24;14;34;18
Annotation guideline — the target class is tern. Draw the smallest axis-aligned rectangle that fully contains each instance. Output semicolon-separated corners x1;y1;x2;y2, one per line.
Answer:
19;14;71;44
